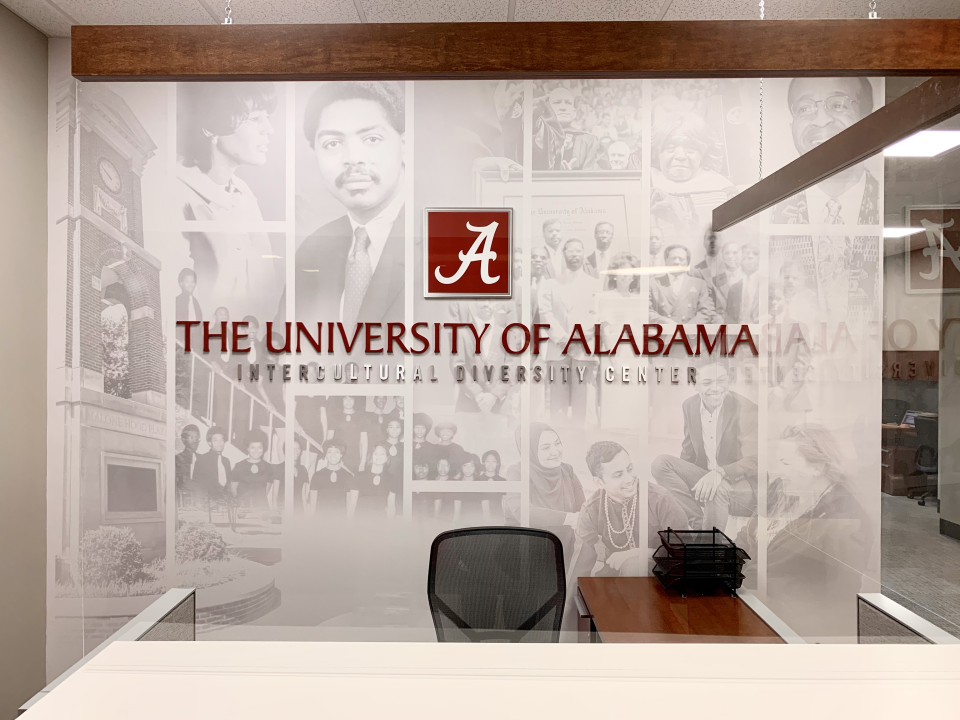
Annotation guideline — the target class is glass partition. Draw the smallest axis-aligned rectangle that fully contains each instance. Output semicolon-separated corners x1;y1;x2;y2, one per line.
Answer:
45;52;959;675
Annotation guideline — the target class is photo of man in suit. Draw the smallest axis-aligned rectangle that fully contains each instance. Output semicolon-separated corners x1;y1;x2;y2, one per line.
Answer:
176;424;201;491
192;425;233;524
538;238;599;424
193;424;231;487
585;221;615;279
723;242;761;323
540;218;565;279
293;81;406;327
772;78;878;226
711;240;742;314
175;268;203;322
651;362;758;533
649;244;718;323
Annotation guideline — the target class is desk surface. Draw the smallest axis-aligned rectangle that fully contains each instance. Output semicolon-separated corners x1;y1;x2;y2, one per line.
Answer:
578;577;783;643
23;641;960;720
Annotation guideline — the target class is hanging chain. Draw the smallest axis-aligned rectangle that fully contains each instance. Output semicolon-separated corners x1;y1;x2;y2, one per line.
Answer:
758;0;764;181
868;0;879;19
223;0;233;24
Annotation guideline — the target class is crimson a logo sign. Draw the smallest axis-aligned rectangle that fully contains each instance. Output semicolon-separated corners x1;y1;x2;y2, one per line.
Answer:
423;208;512;299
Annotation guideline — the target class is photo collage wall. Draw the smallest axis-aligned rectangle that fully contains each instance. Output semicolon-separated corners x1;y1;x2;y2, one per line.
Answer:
46;53;884;673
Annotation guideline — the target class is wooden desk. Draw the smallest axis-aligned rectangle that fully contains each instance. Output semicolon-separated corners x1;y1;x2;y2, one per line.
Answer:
881;423;918;495
21;640;960;720
577;576;784;643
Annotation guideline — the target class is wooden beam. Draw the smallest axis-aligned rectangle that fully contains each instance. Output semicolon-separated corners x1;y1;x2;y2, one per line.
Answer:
712;77;960;232
72;20;960;82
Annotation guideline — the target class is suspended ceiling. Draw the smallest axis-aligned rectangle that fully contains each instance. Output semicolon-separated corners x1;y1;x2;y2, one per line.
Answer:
3;0;960;39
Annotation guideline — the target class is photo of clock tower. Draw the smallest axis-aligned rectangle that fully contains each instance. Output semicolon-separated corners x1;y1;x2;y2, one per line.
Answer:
48;79;167;620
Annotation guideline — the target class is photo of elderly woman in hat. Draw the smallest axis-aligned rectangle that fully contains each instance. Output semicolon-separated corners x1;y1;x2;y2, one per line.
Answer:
650;110;738;245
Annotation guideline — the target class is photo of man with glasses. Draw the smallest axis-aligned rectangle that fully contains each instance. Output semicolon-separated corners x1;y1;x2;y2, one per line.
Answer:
770;77;881;327
772;78;879;226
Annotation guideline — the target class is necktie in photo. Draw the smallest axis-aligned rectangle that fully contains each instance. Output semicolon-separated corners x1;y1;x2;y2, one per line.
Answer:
825;198;843;225
343;226;373;327
218;455;227;487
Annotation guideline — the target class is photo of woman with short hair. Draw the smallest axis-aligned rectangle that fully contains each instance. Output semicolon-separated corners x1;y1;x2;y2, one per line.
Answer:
176;82;283;322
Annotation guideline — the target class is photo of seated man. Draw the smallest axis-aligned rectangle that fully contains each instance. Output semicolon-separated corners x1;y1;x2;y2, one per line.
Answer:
649;244;719;324
651;360;757;534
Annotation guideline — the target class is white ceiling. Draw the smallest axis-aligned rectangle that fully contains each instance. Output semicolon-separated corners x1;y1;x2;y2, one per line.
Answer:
3;0;959;38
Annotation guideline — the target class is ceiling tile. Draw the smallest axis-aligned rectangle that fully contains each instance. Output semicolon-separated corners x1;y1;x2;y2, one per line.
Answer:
818;0;960;18
1;0;73;35
53;0;213;24
515;0;661;21
363;0;507;22
226;0;360;24
664;0;824;20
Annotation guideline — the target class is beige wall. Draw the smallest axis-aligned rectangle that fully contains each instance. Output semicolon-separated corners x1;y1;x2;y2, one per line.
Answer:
0;4;47;718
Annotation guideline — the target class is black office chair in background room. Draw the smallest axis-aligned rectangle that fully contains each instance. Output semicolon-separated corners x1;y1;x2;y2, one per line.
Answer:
882;398;910;425
908;415;939;509
427;527;565;643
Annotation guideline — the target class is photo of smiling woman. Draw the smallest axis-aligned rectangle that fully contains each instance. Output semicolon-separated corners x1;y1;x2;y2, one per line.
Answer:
176;82;283;321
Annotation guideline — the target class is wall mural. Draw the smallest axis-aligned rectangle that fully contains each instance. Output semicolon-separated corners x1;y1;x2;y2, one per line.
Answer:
46;52;883;675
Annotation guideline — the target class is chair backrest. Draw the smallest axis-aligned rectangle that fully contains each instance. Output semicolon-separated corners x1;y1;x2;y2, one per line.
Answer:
915;415;939;470
882;398;910;425
427;527;566;643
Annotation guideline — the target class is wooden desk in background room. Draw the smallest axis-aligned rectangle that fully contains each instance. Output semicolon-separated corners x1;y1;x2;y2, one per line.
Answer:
576;577;784;643
881;423;918;496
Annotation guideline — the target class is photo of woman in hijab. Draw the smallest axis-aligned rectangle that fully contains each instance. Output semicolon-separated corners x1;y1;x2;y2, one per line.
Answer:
176;82;282;321
505;423;586;565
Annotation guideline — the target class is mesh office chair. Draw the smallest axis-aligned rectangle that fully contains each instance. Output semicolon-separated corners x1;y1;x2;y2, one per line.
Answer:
427;527;565;643
908;415;939;509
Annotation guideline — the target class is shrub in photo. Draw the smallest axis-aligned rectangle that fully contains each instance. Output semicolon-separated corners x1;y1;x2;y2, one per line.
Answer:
80;525;145;586
176;521;228;563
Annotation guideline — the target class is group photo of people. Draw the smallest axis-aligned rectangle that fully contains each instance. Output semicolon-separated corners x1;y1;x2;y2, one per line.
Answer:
293;395;406;518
